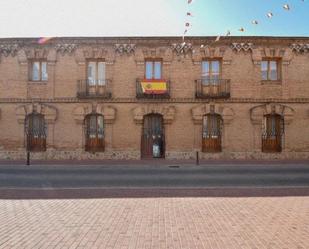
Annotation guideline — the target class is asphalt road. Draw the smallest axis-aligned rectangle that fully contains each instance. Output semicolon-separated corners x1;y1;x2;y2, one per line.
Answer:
1;163;309;189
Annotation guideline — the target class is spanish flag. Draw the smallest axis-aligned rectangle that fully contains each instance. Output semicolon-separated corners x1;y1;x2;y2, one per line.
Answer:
141;79;167;94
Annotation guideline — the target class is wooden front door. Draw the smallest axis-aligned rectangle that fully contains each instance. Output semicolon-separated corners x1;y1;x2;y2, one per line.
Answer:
262;114;284;153
25;113;46;152
141;114;165;158
85;114;105;152
202;114;222;152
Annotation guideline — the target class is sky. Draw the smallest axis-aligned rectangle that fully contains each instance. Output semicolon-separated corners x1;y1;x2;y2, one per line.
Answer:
0;0;308;38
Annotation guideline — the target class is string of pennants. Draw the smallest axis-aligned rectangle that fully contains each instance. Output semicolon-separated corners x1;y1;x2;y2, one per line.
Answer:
183;0;307;42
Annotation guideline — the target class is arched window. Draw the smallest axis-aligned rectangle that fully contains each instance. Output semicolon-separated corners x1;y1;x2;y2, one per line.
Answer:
25;113;46;152
85;114;104;152
262;114;284;152
202;114;222;152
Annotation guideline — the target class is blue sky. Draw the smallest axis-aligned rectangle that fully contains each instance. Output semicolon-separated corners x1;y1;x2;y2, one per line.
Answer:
0;0;308;38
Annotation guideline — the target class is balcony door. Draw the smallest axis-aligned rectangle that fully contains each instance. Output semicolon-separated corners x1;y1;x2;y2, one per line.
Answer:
141;114;165;158
201;60;221;95
86;61;106;96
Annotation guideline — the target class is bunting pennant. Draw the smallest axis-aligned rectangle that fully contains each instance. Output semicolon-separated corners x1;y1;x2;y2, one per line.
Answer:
180;0;306;42
38;37;53;44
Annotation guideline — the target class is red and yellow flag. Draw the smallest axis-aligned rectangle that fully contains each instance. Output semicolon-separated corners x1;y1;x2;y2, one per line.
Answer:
141;80;167;94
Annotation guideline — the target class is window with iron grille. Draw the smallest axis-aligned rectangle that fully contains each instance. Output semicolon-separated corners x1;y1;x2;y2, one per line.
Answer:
25;113;47;152
202;114;222;152
84;114;105;152
262;114;284;153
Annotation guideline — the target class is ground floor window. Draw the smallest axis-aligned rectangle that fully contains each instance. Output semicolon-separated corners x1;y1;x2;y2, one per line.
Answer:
25;113;46;152
262;114;284;153
202;114;222;152
85;114;105;152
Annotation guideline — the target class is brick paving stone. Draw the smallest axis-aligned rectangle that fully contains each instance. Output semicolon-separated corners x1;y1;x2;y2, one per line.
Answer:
0;197;308;249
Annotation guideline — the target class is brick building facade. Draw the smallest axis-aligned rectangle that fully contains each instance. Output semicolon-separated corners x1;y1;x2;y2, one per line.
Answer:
0;36;308;160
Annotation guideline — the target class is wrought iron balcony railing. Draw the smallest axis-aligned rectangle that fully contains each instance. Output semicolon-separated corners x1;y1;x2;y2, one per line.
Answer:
195;79;231;99
136;79;170;99
77;79;112;99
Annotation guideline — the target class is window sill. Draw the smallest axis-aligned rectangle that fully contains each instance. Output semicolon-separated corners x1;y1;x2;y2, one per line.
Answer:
261;80;282;85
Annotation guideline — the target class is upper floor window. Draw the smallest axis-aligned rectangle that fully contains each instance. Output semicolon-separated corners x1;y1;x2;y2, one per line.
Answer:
261;60;280;81
87;61;106;85
202;60;221;84
145;60;162;79
30;61;48;81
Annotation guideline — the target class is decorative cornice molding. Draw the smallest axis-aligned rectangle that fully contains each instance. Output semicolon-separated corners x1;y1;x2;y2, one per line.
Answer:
290;43;309;53
114;44;136;54
251;47;293;65
73;104;117;124
250;103;295;125
171;43;193;55
132;105;176;125
15;103;58;124
191;104;234;125
0;44;20;57
55;43;77;55
25;48;49;59
231;43;254;52
137;47;173;62
1;97;309;104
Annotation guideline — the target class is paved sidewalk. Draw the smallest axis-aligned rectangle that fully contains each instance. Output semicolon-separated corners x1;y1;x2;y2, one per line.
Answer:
0;159;309;167
0;197;308;249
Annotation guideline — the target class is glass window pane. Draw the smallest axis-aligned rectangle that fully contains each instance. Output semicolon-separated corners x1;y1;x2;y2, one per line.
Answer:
87;62;96;85
98;62;106;85
202;116;209;137
211;61;220;74
211;61;220;84
145;61;153;79
202;61;210;76
202;61;210;84
261;61;268;80
41;62;48;81
89;115;97;138
270;61;278;80
97;116;104;138
154;61;161;79
32;62;40;81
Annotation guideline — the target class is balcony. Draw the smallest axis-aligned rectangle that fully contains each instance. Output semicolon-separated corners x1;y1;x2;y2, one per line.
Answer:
136;79;170;99
77;79;112;99
195;79;230;99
